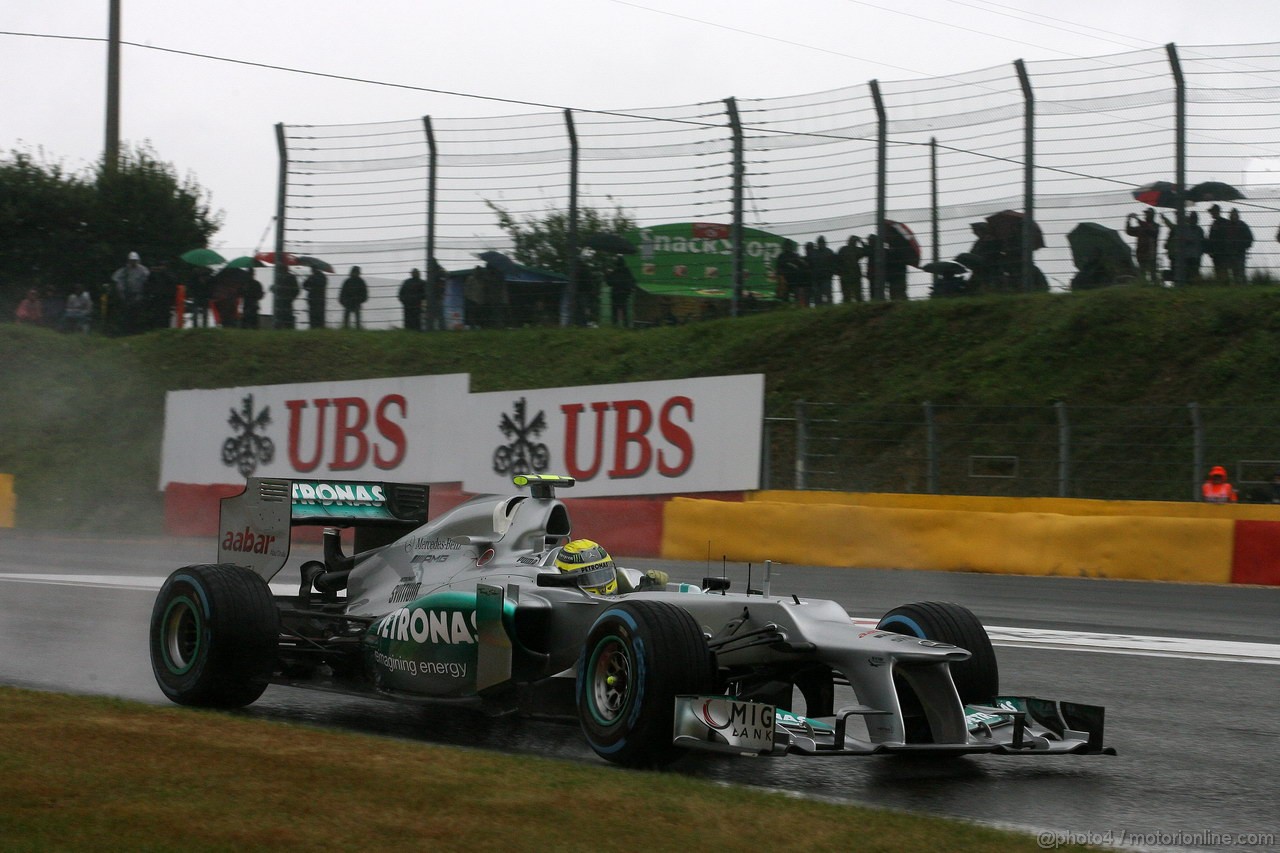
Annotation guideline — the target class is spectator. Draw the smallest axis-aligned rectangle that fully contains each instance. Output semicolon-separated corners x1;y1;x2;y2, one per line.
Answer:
962;222;1003;294
272;267;299;329
1204;205;1230;283
111;251;149;332
398;268;425;331
426;258;447;331
63;285;92;333
482;262;508;328
1125;209;1160;284
836;235;865;303
464;265;485;328
1160;211;1204;284
809;235;837;306
240;270;264;329
605;256;635;327
773;240;807;306
802;242;818;306
188;267;212;328
15;288;42;325
40;285;64;328
339;266;368;329
145;260;178;329
1201;465;1238;503
210;266;243;328
1222;208;1254;285
304;264;328;329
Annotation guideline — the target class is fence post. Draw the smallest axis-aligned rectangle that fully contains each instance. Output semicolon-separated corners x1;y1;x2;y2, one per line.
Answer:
725;97;745;318
923;401;938;494
794;401;808;491
1167;44;1188;287
561;109;579;327
760;417;771;491
1188;401;1203;501
930;138;940;285
273;122;289;329
870;80;887;302
1055;401;1070;497
1014;59;1036;294
422;116;438;331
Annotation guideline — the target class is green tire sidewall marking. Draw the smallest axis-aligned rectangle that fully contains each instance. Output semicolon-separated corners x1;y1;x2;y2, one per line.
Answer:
161;593;202;675
586;634;630;727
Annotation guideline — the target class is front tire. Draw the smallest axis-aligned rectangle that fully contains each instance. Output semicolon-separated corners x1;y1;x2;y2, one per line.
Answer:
876;601;999;704
150;564;278;708
577;600;716;768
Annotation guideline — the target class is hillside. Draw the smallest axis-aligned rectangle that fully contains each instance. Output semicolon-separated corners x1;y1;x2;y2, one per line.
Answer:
4;284;1280;531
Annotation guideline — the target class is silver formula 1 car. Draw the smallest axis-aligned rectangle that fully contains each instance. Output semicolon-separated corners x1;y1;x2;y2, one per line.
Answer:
149;474;1114;767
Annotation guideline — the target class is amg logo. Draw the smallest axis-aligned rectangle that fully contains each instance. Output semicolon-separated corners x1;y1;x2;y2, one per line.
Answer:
389;581;421;604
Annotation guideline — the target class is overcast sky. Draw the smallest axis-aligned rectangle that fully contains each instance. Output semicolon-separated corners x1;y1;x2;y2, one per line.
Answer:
5;0;1280;255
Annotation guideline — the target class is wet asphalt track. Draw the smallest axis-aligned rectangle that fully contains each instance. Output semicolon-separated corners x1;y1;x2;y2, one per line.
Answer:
1;531;1277;852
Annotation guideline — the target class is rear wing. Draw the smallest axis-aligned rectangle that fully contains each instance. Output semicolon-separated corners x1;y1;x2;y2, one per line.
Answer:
217;478;429;581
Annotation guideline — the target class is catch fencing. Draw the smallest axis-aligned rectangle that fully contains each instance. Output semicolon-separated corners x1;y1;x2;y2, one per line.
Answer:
275;42;1280;328
763;401;1280;503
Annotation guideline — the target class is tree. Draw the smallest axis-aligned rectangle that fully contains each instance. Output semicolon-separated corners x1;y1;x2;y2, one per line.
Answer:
486;201;636;325
0;143;222;315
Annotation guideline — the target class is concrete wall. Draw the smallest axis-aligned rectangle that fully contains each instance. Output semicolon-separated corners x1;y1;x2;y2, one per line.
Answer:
0;474;13;528
663;492;1280;586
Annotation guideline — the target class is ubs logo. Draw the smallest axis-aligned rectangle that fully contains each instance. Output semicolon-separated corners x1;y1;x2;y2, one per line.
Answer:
222;394;275;476
493;397;550;477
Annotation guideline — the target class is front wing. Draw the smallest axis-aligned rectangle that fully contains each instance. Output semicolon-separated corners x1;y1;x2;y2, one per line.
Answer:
673;695;1115;757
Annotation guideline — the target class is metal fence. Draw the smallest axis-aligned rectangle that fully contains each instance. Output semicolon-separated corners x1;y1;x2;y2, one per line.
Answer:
764;402;1280;503
275;42;1280;328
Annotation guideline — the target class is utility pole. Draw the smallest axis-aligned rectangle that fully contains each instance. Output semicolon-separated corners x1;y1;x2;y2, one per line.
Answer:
105;0;122;174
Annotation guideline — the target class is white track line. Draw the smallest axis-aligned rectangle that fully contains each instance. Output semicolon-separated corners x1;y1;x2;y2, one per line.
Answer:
4;573;1276;665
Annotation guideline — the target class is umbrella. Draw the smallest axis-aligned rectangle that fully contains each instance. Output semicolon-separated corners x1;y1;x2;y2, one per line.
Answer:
224;255;265;269
922;260;968;276
254;251;299;266
584;232;638;254
883;220;922;267
476;250;521;275
1066;222;1134;271
1187;181;1245;203
180;248;226;267
296;255;334;272
984;209;1045;250
1132;181;1182;209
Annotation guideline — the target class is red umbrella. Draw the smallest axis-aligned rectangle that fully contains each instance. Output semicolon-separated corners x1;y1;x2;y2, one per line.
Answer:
253;251;299;266
985;209;1045;251
1132;181;1181;209
884;220;922;267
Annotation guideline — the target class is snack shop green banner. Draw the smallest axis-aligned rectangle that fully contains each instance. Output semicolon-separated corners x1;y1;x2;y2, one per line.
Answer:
627;223;787;300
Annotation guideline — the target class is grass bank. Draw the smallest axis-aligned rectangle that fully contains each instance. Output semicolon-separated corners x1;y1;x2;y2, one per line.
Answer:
0;687;1085;852
4;284;1280;529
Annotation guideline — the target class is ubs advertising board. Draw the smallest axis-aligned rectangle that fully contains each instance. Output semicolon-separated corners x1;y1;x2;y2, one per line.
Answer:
161;373;764;497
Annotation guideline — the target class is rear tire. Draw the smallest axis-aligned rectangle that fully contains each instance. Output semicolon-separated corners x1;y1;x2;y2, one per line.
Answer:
150;564;278;708
576;600;716;768
876;601;999;704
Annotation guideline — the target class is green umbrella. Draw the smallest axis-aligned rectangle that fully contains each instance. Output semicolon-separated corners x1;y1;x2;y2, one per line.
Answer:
224;255;263;269
180;248;227;267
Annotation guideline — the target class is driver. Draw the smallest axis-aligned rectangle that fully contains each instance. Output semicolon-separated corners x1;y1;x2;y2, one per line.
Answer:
553;538;669;594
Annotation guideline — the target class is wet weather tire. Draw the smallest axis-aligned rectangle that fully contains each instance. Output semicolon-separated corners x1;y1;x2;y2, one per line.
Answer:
876;601;999;704
150;564;278;708
577;600;716;768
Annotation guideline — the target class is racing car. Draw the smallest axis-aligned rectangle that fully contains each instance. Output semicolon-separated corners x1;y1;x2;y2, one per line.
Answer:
150;474;1115;767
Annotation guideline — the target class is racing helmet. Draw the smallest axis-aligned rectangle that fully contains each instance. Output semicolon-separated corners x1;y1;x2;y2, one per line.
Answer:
553;539;618;595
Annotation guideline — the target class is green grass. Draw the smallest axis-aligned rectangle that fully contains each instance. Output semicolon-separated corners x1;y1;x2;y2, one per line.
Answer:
5;283;1280;528
0;687;1089;852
